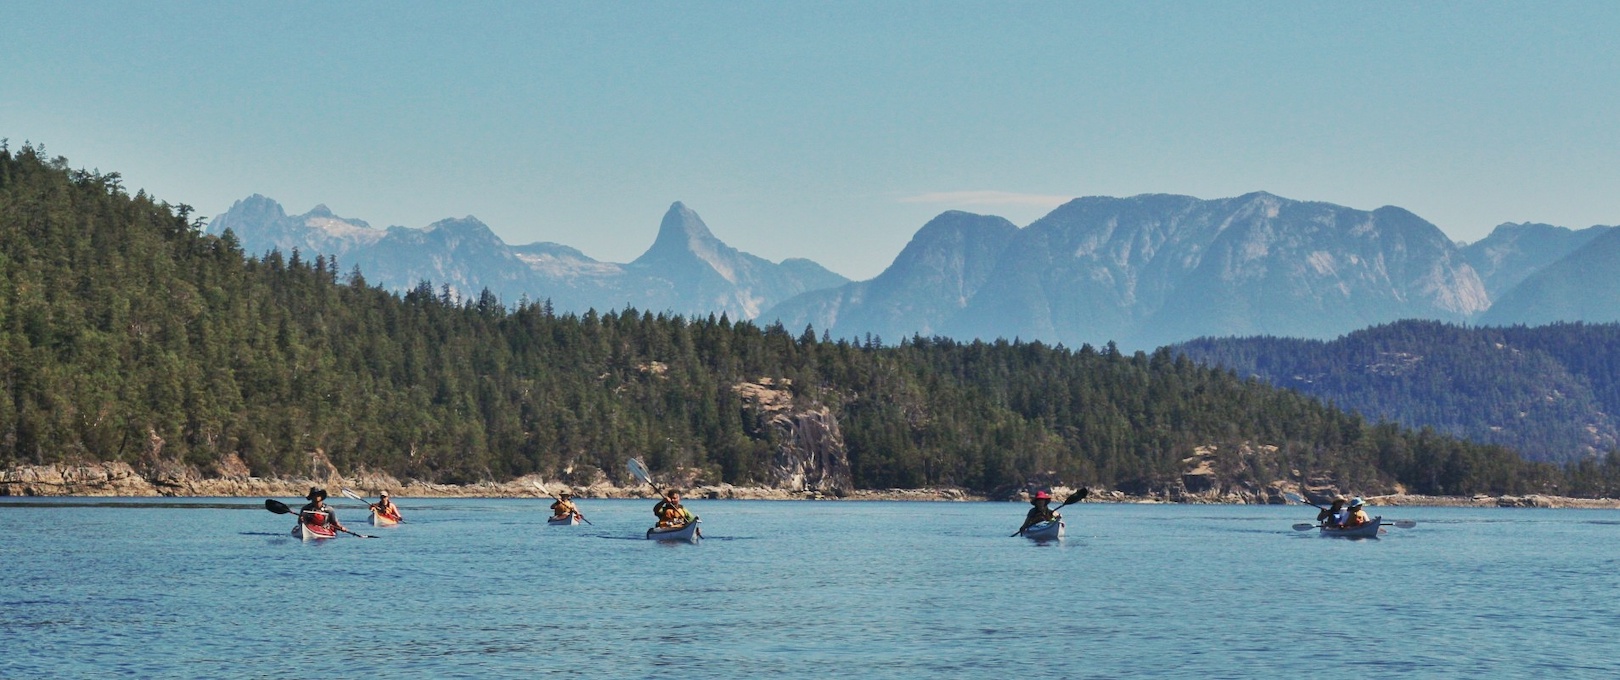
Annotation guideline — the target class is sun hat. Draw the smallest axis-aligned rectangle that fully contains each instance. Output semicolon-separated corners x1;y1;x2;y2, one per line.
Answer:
379;490;390;497
306;487;326;501
1350;497;1365;507
1034;490;1052;500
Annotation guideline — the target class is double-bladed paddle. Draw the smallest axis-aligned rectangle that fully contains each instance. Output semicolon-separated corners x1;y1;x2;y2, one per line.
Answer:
340;487;404;523
263;498;378;538
533;481;592;525
1011;488;1088;537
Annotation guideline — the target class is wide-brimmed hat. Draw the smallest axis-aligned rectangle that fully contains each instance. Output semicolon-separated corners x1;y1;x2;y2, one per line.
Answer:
1034;490;1052;500
1350;497;1365;507
305;487;327;501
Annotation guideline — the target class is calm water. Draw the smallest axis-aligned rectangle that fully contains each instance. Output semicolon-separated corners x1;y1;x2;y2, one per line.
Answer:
2;498;1618;678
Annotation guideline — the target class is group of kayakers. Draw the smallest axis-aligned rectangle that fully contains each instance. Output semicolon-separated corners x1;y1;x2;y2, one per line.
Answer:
291;486;695;534
1315;496;1372;529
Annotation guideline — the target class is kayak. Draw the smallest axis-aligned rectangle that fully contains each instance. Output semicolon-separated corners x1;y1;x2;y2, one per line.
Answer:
547;515;580;526
370;509;400;526
646;520;701;543
1020;520;1064;541
1320;516;1382;538
295;520;338;540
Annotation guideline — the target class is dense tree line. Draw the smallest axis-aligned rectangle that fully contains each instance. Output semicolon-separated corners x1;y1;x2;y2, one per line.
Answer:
5;144;1617;496
1175;320;1620;464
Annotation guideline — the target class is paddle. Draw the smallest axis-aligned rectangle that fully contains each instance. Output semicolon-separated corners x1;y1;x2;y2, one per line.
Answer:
626;457;662;495
341;487;404;522
626;458;698;525
1011;488;1088;537
263;498;377;538
533;481;593;525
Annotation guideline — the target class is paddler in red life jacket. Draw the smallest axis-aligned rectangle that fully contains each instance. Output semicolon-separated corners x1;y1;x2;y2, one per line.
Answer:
653;490;692;528
299;487;348;534
550;491;581;521
1017;490;1061;534
371;490;403;522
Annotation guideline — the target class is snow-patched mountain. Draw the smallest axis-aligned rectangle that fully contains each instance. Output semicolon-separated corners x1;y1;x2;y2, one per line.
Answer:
1460;222;1616;299
209;197;847;319
766;192;1491;350
1479;227;1620;326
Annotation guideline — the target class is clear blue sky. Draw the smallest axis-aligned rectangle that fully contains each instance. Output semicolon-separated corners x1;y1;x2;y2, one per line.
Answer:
6;2;1618;279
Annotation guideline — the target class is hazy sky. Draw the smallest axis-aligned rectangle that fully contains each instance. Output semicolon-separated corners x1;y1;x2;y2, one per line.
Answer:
6;2;1619;279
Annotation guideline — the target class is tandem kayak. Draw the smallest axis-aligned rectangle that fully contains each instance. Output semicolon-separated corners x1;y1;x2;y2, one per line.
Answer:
646;520;701;543
1321;516;1382;538
370;509;400;527
295;521;339;540
1020;520;1064;541
547;515;580;526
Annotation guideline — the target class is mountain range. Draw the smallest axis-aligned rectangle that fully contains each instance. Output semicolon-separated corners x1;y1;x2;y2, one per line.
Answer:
212;192;1619;350
208;197;848;321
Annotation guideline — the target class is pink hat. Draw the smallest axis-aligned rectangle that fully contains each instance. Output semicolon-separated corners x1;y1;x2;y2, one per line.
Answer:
1034;490;1052;500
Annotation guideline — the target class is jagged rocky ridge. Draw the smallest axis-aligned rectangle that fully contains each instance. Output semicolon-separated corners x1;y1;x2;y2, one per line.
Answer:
209;197;848;321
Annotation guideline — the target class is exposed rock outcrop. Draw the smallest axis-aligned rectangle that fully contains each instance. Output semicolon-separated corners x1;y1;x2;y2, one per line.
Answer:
733;378;853;494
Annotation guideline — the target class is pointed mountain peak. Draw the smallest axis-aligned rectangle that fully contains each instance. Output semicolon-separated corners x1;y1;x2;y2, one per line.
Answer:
649;201;721;252
228;194;287;221
633;201;736;267
306;203;335;218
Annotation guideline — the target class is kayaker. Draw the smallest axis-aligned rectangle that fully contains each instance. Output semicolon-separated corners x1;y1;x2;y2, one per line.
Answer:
299;487;348;534
1317;498;1346;528
1342;497;1371;528
550;491;581;521
653;490;693;528
371;490;403;522
1017;490;1061;534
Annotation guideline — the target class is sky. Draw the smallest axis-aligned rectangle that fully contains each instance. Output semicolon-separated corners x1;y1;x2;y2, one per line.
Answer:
5;1;1619;280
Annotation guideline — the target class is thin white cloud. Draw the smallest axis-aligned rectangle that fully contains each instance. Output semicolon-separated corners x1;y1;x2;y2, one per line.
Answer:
899;190;1073;209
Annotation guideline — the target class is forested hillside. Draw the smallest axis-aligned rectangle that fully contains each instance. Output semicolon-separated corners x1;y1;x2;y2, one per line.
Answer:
1175;320;1620;464
4;144;1618;496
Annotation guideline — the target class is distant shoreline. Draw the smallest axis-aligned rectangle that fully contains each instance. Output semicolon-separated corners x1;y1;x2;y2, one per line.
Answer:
3;461;1617;508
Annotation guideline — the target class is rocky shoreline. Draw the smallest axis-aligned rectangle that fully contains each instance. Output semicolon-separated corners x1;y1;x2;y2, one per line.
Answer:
2;461;1617;508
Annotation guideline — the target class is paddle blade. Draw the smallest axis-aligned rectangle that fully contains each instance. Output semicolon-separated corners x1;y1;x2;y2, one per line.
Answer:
532;481;552;497
265;499;293;515
1061;488;1089;506
1283;492;1308;505
626;458;653;486
340;488;366;502
1291;523;1317;531
1392;520;1417;529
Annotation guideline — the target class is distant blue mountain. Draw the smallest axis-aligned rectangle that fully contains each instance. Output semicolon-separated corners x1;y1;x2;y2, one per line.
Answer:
769;192;1490;350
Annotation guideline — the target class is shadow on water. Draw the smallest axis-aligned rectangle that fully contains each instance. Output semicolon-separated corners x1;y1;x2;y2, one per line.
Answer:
0;500;264;510
595;534;754;541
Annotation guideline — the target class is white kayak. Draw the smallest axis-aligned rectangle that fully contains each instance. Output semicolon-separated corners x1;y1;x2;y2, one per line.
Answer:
370;509;400;527
547;515;580;526
1020;520;1064;541
646;520;701;543
1320;516;1382;538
